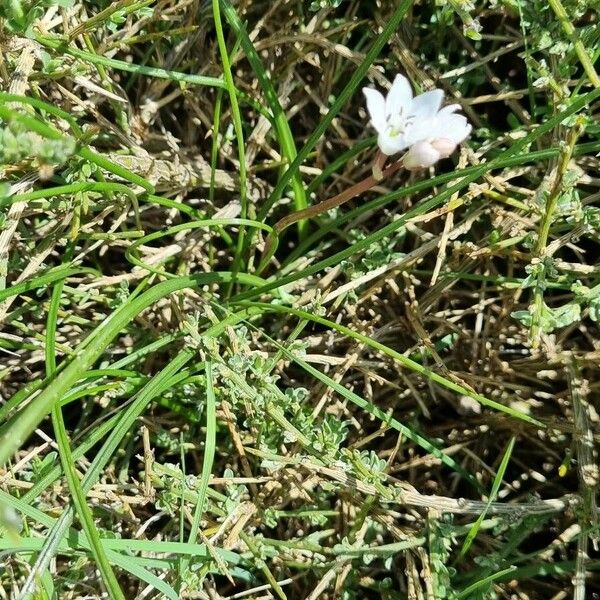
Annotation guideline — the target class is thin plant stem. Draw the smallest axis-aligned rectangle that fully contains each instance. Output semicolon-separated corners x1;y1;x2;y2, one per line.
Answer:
257;156;404;273
530;116;585;346
547;0;600;88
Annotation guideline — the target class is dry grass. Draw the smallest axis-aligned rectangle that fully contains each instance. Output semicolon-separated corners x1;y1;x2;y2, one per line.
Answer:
1;0;600;598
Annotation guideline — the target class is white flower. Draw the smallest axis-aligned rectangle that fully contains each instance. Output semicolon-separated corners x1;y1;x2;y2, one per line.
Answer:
363;74;471;169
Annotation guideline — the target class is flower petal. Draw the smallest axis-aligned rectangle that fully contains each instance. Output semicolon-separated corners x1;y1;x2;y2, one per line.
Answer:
377;131;409;156
409;89;444;119
362;87;386;133
437;113;472;143
403;119;437;146
403;140;441;170
439;103;461;115
431;138;457;158
385;74;413;119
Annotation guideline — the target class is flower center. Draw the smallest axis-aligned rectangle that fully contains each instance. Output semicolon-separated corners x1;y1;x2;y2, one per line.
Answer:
386;111;413;138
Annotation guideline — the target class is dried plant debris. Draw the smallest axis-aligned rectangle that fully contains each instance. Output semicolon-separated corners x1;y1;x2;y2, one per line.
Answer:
1;0;600;598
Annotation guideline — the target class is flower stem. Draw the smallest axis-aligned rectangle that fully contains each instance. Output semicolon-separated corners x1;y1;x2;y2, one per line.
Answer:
372;150;387;181
257;157;404;274
547;0;600;88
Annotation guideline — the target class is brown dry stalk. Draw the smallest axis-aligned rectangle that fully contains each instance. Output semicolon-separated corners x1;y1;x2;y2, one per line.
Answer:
258;155;404;271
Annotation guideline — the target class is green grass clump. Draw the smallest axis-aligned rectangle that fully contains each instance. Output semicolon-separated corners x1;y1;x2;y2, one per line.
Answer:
1;0;599;598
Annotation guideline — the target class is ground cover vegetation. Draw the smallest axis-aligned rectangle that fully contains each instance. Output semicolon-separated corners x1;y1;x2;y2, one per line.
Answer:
0;0;599;598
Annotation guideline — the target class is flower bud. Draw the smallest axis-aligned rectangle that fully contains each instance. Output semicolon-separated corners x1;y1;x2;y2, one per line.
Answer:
403;140;440;170
431;138;457;158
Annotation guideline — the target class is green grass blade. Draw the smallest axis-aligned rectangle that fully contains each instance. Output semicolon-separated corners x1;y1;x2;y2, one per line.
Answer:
36;34;226;90
220;0;308;236
459;436;516;557
179;361;218;585
0;92;83;134
212;0;248;289
20;412;121;504
4;182;139;210
124;218;272;277
51;406;126;600
456;566;518;599
104;549;178;600
188;360;216;546
0;266;97;304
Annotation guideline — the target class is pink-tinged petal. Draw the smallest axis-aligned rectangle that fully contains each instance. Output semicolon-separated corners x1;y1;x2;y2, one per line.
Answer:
403;140;441;170
431;138;457;158
409;89;444;119
362;87;386;133
377;131;409;156
385;74;413;118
